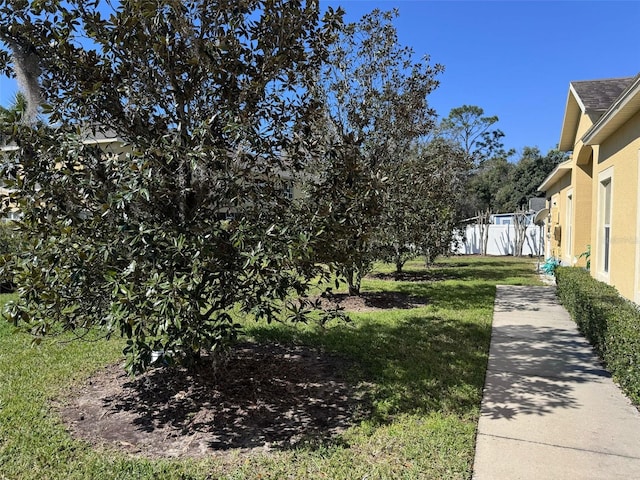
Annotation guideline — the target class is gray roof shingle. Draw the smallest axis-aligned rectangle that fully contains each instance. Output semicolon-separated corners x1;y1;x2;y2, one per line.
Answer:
571;76;636;113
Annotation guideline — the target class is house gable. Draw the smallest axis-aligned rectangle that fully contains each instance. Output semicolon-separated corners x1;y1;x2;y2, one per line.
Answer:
559;77;635;151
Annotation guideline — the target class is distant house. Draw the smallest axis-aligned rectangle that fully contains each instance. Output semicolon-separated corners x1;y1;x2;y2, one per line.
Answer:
0;127;125;221
538;74;640;301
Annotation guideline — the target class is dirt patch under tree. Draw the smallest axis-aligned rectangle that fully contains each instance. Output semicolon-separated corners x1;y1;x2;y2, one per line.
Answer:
316;290;429;312
58;342;370;459
57;291;425;459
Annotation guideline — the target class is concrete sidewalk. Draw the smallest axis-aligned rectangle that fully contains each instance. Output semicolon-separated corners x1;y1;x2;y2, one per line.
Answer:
473;285;640;480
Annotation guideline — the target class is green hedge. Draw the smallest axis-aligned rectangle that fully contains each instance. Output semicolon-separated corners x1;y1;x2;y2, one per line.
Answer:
556;267;640;404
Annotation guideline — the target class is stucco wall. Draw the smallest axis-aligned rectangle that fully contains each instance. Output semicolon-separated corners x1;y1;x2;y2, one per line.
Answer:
591;109;640;301
571;160;593;267
545;171;572;260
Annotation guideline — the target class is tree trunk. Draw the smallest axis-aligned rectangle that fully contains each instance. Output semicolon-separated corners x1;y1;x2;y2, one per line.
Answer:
345;267;361;296
512;209;527;257
477;209;491;256
395;253;404;274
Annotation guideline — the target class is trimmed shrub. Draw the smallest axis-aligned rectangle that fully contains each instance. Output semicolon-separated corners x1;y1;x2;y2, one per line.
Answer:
556;267;640;404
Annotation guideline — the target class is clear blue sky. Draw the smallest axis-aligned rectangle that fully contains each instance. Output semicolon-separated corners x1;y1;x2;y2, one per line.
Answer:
323;0;640;157
1;1;638;157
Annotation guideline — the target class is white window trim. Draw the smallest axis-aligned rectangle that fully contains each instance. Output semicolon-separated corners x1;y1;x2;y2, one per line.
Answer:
597;167;613;283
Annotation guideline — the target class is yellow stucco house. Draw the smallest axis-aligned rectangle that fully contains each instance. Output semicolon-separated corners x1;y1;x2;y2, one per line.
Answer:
538;73;640;301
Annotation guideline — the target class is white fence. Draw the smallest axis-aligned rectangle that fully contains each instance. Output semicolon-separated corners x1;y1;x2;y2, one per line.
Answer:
453;224;544;256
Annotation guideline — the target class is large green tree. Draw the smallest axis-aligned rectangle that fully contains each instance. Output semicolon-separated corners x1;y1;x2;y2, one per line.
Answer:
467;156;515;213
376;138;469;272
310;8;443;292
502;146;567;211
0;0;339;373
439;105;514;221
466;146;567;213
439;105;512;165
301;133;386;295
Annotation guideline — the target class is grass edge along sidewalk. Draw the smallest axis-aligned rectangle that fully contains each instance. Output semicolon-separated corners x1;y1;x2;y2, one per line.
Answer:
0;256;541;480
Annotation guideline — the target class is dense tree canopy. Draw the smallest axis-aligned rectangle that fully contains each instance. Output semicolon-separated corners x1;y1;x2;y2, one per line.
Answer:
376;138;468;272
503;147;567;211
439;105;567;221
439;105;512;165
0;0;341;373
0;0;567;376
467;146;568;213
308;8;443;292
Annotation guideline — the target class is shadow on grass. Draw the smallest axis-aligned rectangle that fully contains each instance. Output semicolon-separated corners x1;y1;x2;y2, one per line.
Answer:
370;264;537;284
375;281;497;311
56;280;500;456
249;309;492;423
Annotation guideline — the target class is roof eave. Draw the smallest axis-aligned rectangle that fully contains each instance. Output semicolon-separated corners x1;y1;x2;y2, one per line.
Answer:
537;159;573;193
81;137;123;145
558;85;584;151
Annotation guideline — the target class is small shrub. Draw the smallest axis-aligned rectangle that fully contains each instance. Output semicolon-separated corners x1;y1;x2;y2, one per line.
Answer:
556;267;640;404
578;245;591;270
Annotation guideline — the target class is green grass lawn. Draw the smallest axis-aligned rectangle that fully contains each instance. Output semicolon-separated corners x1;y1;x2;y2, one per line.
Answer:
0;256;542;479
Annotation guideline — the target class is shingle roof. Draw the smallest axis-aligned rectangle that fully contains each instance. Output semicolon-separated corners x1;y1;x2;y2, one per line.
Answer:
583;73;640;145
571;77;636;113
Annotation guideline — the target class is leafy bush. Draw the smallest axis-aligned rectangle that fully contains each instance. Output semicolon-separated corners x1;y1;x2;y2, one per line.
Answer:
556;267;640;404
0;221;25;292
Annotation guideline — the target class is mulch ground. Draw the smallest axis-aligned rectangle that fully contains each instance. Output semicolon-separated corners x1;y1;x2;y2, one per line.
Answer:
58;343;370;459
316;291;429;312
57;291;426;459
